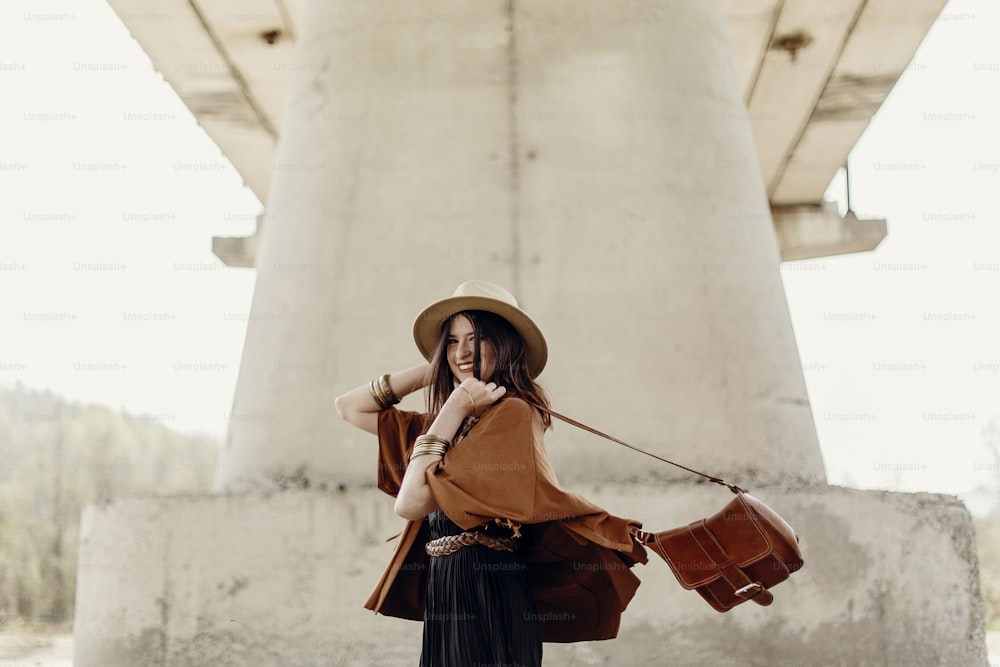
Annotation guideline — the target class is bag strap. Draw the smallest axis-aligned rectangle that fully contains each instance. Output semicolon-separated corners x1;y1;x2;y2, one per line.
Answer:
529;402;747;495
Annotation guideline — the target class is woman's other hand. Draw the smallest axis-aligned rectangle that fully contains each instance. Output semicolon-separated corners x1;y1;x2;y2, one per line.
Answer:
452;378;506;418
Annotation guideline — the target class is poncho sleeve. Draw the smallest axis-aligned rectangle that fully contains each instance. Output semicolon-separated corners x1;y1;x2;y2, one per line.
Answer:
376;407;426;497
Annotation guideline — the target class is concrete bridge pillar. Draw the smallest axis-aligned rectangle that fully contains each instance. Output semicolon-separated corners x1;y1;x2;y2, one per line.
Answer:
214;0;825;493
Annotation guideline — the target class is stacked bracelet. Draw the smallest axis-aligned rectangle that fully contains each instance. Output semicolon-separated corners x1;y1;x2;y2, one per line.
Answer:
409;434;452;461
370;373;400;410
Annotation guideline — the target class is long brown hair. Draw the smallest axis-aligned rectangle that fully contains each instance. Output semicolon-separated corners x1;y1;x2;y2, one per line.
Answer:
426;310;551;428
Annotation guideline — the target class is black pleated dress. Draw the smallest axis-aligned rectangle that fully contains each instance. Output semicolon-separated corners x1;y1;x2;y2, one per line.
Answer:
420;508;542;667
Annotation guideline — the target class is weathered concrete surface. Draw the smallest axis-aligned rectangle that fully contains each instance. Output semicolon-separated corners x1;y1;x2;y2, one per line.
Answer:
74;484;987;666
74;490;421;667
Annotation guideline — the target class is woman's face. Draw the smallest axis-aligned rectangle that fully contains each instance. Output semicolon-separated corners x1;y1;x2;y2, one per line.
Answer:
446;314;497;383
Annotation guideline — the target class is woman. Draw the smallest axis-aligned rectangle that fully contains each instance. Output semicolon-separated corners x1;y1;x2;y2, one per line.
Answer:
335;280;646;666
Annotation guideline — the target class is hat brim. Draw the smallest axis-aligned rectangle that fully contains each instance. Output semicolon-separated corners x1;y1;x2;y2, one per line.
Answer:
413;296;548;378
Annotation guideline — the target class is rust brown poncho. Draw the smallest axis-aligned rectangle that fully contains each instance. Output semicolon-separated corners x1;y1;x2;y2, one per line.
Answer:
364;397;647;642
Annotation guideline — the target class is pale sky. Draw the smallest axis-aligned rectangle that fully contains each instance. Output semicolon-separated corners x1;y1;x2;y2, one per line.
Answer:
1;0;998;513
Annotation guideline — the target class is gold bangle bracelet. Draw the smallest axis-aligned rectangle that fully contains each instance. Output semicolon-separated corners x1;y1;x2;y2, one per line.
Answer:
370;377;387;409
410;444;448;461
379;374;400;406
409;433;452;461
369;378;384;408
374;376;389;408
411;445;448;457
411;444;448;456
414;434;452;449
370;373;400;409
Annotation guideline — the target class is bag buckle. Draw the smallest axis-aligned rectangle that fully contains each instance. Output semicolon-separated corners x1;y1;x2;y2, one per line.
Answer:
629;526;651;544
734;582;764;598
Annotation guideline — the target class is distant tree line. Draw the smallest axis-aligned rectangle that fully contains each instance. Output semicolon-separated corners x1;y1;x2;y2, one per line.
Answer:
975;420;1000;629
0;383;218;627
977;516;1000;629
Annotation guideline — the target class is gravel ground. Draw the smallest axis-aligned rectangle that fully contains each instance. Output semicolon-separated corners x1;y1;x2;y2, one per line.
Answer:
0;631;997;666
0;634;73;667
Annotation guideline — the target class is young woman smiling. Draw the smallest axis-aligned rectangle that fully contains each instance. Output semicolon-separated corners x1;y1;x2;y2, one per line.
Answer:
335;280;646;666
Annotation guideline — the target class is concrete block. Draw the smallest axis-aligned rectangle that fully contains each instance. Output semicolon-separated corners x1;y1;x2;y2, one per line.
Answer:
73;484;986;666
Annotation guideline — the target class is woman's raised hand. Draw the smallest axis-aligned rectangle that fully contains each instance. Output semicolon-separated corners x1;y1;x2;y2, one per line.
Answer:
454;378;506;417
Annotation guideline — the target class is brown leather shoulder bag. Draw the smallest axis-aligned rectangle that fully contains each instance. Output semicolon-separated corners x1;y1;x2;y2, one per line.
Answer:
533;404;804;613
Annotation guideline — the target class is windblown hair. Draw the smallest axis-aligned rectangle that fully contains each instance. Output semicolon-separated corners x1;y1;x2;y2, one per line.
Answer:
426;310;551;429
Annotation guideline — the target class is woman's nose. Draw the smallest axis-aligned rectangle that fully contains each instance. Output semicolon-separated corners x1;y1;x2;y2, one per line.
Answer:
456;339;472;358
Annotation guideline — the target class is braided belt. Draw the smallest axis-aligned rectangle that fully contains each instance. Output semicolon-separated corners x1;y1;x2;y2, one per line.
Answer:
425;532;518;557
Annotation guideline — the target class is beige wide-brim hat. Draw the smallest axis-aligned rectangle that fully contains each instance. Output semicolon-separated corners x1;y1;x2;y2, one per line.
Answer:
412;280;548;378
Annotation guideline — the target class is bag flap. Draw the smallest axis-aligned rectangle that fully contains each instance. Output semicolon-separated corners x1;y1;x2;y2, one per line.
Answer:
648;525;721;589
704;493;774;568
648;494;773;588
742;494;801;549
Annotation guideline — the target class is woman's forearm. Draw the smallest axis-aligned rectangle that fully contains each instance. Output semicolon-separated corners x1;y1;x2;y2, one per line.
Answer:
334;362;431;434
393;392;468;520
394;380;507;520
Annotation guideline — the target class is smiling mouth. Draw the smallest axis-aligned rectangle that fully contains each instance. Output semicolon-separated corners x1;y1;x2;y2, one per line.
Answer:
457;362;473;373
